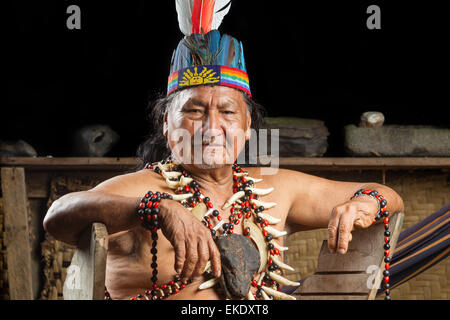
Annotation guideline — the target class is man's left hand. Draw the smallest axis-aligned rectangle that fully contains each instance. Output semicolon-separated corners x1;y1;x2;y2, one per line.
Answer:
327;196;379;254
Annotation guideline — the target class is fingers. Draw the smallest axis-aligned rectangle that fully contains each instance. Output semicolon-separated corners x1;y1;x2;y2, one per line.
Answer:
328;205;356;254
208;238;221;278
174;241;186;275
179;228;218;281
336;212;354;254
327;208;339;254
180;236;199;281
353;217;363;228
162;201;220;281
192;240;209;279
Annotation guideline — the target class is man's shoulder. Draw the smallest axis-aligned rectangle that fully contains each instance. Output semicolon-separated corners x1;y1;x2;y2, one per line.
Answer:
90;168;169;197
101;168;160;184
241;166;311;188
242;166;327;188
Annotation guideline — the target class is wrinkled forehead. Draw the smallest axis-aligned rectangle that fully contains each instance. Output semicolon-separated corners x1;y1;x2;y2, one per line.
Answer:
168;86;248;113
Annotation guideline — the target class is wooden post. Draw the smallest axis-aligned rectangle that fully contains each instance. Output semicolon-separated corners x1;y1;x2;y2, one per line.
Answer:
63;223;108;300
1;167;34;300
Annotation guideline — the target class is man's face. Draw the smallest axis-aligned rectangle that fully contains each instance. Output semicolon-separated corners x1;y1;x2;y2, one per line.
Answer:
164;85;251;169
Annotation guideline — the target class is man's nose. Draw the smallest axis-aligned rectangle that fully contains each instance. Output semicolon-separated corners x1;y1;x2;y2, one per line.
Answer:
203;109;221;131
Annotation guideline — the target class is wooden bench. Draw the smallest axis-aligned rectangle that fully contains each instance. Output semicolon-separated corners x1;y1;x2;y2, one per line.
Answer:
63;212;403;300
63;223;108;300
293;211;404;300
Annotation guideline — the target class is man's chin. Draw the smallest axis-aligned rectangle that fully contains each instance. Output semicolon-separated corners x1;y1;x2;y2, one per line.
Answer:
170;148;238;169
193;163;226;170
192;159;231;170
193;153;237;169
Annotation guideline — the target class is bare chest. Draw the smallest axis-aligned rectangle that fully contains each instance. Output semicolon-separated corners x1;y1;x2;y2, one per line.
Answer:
105;167;291;299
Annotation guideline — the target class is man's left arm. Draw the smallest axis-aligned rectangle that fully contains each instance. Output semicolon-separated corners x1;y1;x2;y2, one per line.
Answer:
282;170;405;254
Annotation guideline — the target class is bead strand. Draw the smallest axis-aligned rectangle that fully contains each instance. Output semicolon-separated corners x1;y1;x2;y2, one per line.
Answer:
136;190;190;300
122;158;284;300
352;188;391;300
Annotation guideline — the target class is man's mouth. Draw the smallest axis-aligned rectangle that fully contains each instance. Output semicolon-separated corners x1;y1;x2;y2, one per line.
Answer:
195;137;225;147
202;140;222;145
201;143;225;148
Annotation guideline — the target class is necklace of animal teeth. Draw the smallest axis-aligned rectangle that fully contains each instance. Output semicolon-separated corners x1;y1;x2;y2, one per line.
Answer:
141;157;299;301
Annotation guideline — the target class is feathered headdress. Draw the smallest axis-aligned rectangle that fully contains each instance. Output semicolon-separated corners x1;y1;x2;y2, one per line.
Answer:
167;0;251;97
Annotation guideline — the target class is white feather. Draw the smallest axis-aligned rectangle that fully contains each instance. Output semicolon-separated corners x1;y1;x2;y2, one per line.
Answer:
175;0;195;36
211;0;232;30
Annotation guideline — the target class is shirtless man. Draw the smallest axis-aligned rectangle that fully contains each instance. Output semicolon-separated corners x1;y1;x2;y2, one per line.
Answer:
43;85;404;300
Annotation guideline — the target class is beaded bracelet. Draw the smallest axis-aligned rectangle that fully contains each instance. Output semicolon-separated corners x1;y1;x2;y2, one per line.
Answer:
135;190;193;300
351;189;391;300
137;190;171;233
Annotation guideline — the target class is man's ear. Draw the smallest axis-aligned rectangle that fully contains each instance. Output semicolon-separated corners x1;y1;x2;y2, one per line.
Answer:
163;111;168;137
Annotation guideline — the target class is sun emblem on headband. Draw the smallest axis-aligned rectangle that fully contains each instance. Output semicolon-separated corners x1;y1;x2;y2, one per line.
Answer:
179;66;220;87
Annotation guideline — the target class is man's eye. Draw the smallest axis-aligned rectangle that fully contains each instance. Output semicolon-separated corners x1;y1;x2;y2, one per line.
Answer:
222;110;235;114
187;109;201;113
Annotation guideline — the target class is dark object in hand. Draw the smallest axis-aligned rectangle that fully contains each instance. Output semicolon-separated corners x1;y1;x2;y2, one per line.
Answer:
215;234;260;299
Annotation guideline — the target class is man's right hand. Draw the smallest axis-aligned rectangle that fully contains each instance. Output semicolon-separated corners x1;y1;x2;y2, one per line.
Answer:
158;200;221;281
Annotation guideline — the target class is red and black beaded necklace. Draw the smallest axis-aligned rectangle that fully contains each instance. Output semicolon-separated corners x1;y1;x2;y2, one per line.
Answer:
109;158;279;300
105;159;392;301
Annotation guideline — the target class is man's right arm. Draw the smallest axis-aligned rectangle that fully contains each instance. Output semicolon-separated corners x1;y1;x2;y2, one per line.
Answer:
42;171;222;279
43;190;141;246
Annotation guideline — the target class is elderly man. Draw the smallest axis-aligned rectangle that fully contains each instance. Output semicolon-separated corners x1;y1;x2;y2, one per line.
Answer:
43;2;404;300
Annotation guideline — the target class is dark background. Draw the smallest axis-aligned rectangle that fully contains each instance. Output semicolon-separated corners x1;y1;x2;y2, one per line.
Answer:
3;1;448;157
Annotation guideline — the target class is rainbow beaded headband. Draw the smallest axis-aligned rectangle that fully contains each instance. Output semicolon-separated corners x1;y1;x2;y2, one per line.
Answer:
167;64;251;97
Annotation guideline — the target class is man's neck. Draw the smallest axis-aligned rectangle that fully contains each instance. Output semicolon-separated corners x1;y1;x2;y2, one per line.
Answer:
181;163;234;194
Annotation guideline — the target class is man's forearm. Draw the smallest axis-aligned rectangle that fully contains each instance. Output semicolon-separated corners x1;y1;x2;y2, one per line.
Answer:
356;183;405;216
287;176;405;234
43;190;141;245
319;182;405;228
